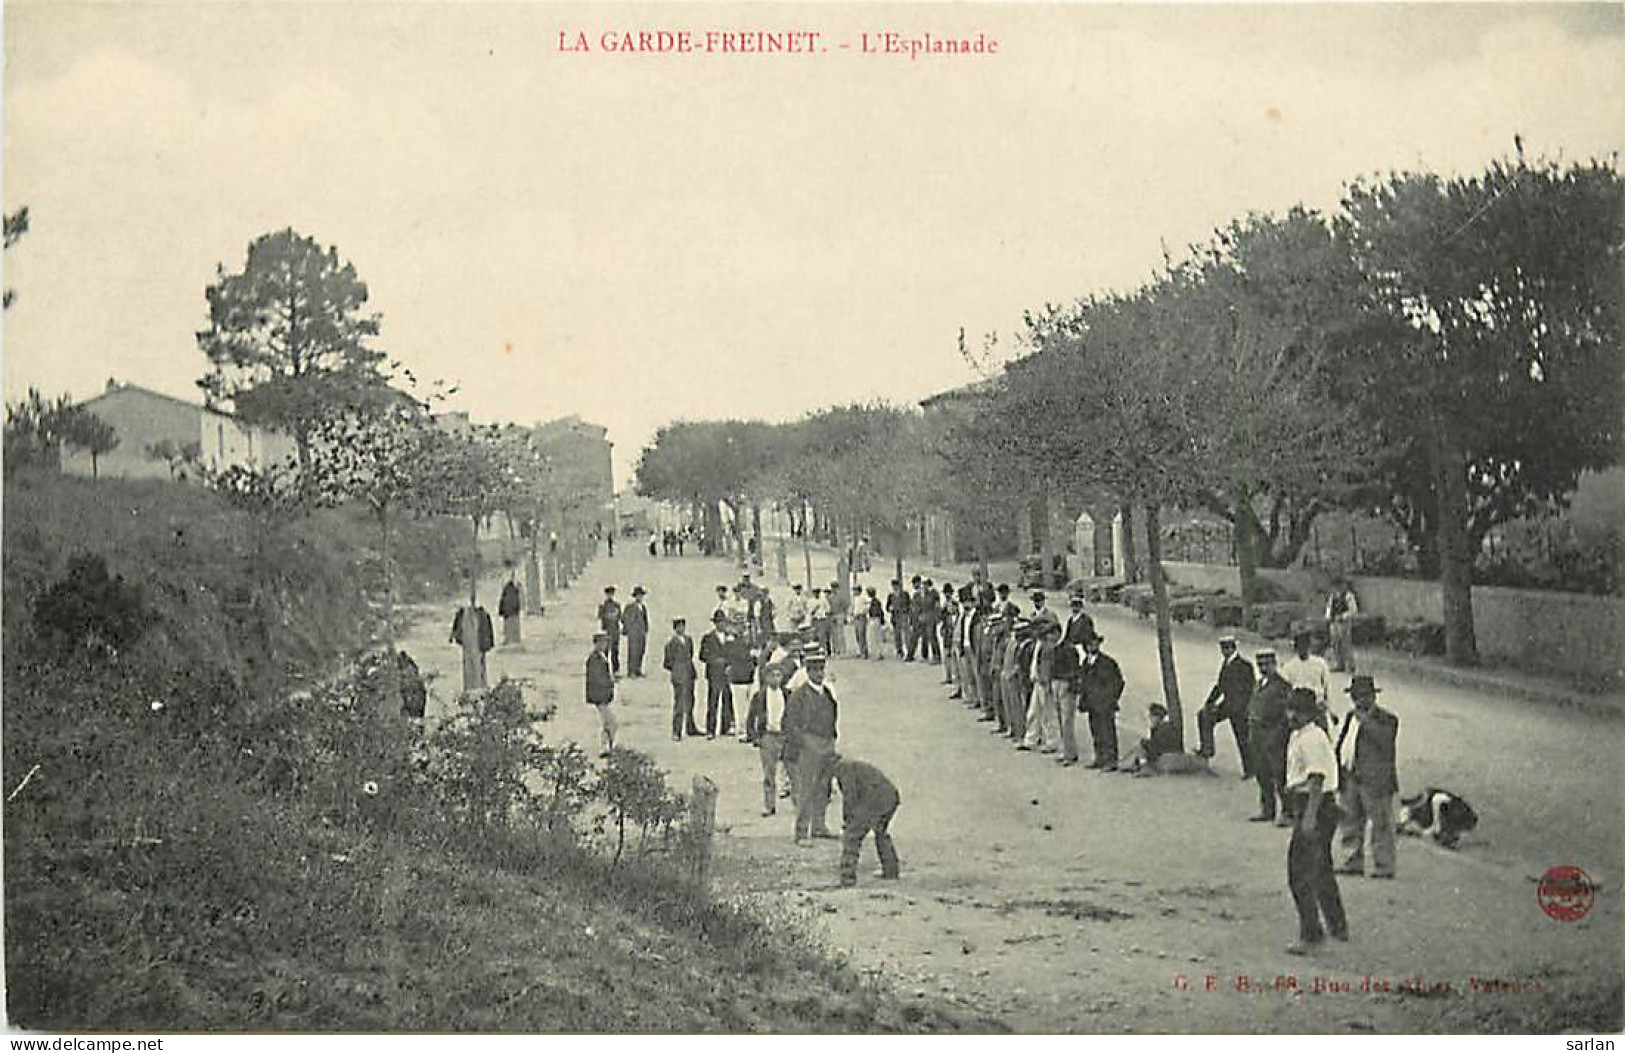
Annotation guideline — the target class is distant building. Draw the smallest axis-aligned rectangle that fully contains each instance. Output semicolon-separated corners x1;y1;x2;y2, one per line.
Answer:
62;381;293;481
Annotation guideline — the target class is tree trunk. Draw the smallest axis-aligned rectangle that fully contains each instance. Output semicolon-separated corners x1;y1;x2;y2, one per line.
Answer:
378;506;403;715
802;510;813;589
977;539;989;583
1141;504;1184;749
1432;419;1479;664
1038;484;1057;589
1234;486;1260;625
752;502;764;570
1120;503;1140;584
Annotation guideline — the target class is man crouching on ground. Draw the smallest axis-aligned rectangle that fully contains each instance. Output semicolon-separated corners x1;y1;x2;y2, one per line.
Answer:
825;752;901;887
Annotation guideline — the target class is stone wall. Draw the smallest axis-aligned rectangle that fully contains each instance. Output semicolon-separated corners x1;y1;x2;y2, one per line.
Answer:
1161;561;1624;686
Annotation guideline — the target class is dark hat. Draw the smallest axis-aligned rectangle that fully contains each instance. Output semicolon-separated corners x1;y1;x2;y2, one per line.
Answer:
592;630;610;642
923;578;934;586
996;583;1010;595
604;585;616;594
672;617;687;627
792;582;803;590
1031;590;1046;601
1083;631;1105;646
632;585;646;596
1293;630;1313;645
1345;675;1381;697
1068;594;1085;606
910;575;922;584
716;584;729;592
1148;702;1169;716
1286;687;1321;716
712;610;728;623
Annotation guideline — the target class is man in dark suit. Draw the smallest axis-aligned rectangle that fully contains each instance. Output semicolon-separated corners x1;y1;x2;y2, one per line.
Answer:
1076;631;1125;770
663;617;700;741
826;752;902;887
1335;676;1400;879
585;631;617;756
622;585;650;678
1248;649;1293;824
918;579;942;664
1198;635;1255;778
1062;594;1095;649
886;580;912;659
597;586;623;676
698;611;733;739
782;647;839;842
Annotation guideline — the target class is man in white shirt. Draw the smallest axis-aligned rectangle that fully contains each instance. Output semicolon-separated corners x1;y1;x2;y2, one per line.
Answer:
1325;579;1360;673
1281;631;1336;721
785;583;809;629
1283;688;1349;955
746;662;794;817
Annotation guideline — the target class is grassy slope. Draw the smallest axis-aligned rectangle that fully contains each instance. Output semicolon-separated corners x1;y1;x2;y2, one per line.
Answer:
2;472;990;1033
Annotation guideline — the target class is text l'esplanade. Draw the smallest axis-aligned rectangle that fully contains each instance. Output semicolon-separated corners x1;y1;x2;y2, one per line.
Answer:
558;29;1001;59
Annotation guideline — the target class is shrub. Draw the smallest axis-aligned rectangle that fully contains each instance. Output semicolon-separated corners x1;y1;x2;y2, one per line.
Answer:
30;553;148;658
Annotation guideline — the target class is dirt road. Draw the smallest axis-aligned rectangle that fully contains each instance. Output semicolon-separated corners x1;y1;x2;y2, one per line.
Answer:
398;542;1621;1033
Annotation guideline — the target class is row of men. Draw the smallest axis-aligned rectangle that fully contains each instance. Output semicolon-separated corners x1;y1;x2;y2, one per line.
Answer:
586;613;901;887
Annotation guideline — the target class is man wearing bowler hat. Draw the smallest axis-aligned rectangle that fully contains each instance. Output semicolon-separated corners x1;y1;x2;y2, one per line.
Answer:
662;617;701;741
622;585;650;678
1249;649;1293;824
1334;676;1400;879
596;586;623;676
1076;630;1125;770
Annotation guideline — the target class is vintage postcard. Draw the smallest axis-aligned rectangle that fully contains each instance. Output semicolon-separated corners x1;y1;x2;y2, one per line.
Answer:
3;1;1621;1040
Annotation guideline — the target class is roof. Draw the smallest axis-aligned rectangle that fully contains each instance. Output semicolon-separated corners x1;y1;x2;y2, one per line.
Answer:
918;375;1005;410
78;382;239;420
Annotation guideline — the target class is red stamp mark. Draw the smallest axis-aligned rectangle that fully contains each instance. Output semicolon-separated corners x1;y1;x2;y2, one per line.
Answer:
1537;865;1596;922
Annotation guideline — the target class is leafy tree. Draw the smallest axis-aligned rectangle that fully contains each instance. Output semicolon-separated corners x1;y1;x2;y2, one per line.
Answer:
196;229;392;472
635;420;772;557
58;409;120;479
801;403;931;588
1334;148;1623;662
3;387;74;474
144;439;202;481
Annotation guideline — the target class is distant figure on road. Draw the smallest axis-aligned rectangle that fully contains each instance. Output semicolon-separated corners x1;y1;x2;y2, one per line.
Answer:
1283;689;1348;955
1326;579;1360;673
1249;649;1293;825
827;579;849;657
918;579;941;664
1334;675;1399;879
663;617;700;741
1198;635;1255;777
586;631;617;756
623;586;650;678
597;586;623;676
782;646;838;843
826;753;901;887
648;531;659;557
498;577;523;646
852;586;871;659
865;587;885;660
886;580;911;659
449;586;494;692
785;582;808;630
606;532;614;557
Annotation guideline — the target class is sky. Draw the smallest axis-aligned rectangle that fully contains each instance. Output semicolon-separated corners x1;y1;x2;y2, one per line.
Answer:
4;2;1622;489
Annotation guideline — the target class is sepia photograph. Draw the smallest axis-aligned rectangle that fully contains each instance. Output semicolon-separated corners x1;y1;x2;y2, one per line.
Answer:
2;0;1621;1038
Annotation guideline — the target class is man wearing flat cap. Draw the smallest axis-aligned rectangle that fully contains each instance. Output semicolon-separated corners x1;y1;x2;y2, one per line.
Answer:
597;586;623;677
663;617;700;741
585;631;617;756
1283;687;1349;954
782;646;839;842
1334;676;1399;879
1249;649;1293;824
